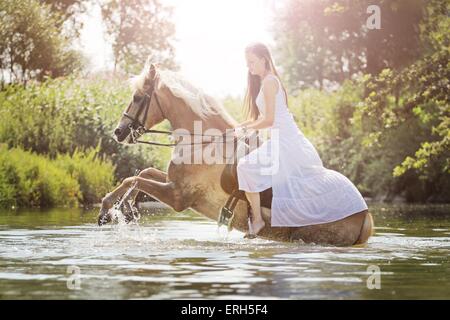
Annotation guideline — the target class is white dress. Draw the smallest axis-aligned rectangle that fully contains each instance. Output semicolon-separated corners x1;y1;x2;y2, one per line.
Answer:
237;74;368;227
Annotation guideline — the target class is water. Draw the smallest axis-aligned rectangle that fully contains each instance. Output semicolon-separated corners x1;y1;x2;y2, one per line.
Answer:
0;203;449;299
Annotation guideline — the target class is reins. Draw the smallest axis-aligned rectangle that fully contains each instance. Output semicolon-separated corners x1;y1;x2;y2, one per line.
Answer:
123;74;246;147
131;128;239;147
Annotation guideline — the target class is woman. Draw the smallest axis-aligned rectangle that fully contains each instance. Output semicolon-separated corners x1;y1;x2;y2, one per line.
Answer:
234;42;368;238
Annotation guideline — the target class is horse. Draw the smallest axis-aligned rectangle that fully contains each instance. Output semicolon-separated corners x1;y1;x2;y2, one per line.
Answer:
97;62;374;246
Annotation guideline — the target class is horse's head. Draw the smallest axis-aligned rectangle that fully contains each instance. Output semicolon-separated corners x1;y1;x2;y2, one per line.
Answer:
114;62;166;144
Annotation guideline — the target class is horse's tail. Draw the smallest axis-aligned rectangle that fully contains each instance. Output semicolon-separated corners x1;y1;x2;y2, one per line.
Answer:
354;212;374;245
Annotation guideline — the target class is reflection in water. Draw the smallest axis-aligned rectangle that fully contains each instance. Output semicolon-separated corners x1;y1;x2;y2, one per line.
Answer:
0;203;449;299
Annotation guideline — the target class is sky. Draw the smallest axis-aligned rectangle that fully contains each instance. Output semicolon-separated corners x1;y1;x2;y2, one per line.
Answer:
78;0;284;97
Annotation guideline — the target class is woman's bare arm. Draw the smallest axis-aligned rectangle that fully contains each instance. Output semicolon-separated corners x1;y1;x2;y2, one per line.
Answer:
235;119;254;127
237;77;277;131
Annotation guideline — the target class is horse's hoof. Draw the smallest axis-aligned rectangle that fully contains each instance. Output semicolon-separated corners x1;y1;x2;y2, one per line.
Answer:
122;201;140;224
124;214;136;224
97;208;111;226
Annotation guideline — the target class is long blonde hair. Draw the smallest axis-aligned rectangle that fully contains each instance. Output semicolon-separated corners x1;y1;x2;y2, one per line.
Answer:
243;42;289;120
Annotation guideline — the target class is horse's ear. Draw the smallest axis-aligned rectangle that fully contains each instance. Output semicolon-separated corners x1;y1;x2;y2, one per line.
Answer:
148;63;158;81
145;55;156;76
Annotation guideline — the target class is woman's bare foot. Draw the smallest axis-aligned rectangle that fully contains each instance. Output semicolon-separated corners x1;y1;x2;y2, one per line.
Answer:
244;218;266;239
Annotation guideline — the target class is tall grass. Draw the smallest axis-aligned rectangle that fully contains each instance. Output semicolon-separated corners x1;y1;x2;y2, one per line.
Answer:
54;146;116;204
0;144;115;208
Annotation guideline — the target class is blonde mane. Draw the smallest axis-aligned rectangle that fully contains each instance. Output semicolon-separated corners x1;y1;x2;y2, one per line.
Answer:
129;66;237;125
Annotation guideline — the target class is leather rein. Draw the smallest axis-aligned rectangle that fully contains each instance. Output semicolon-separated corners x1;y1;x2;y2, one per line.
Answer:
122;80;240;147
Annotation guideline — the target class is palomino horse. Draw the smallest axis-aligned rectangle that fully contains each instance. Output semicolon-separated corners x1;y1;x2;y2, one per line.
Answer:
98;62;374;246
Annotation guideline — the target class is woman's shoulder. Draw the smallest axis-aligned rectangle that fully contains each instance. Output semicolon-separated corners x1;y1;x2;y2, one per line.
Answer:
261;74;280;92
262;73;279;83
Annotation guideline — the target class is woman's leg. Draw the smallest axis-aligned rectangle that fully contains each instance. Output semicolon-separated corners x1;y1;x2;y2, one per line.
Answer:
245;191;266;236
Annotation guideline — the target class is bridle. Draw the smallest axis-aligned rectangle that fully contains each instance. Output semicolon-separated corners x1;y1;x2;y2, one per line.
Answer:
122;79;170;145
121;78;247;148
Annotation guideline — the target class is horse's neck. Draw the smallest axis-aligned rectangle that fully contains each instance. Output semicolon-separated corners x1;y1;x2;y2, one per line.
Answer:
171;116;231;132
165;97;235;133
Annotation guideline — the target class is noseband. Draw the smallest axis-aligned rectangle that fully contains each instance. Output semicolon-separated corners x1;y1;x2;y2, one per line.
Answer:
122;80;167;143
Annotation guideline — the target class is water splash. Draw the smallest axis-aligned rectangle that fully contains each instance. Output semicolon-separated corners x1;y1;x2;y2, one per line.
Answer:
216;225;231;242
109;182;139;225
102;182;154;244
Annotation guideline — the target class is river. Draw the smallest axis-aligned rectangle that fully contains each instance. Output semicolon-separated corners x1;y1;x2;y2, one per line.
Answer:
0;203;449;299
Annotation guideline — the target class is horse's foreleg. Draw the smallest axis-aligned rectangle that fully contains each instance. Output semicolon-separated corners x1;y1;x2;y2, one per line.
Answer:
133;177;189;213
125;168;168;204
121;168;168;222
98;168;168;225
101;168;167;208
97;177;134;225
98;176;189;225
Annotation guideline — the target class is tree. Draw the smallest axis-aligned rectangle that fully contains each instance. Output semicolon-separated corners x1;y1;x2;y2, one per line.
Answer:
351;0;449;202
42;0;88;39
101;0;177;74
0;0;86;86
272;0;427;93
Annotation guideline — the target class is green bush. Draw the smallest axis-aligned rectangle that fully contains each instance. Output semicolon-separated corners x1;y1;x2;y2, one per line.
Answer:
0;145;80;207
0;145;116;208
54;146;115;204
0;160;20;208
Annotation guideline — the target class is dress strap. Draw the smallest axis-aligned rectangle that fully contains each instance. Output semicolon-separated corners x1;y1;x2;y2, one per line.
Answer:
262;74;281;95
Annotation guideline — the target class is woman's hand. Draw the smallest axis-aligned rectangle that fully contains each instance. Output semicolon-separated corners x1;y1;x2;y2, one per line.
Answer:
233;126;247;139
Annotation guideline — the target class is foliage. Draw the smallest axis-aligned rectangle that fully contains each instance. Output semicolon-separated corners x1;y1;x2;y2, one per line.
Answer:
0;0;86;85
42;0;87;39
101;0;178;73
0;145;80;208
53;145;116;204
273;0;427;92
358;48;449;201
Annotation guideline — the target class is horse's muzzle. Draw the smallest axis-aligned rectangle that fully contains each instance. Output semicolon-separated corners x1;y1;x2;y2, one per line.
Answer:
114;125;130;143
